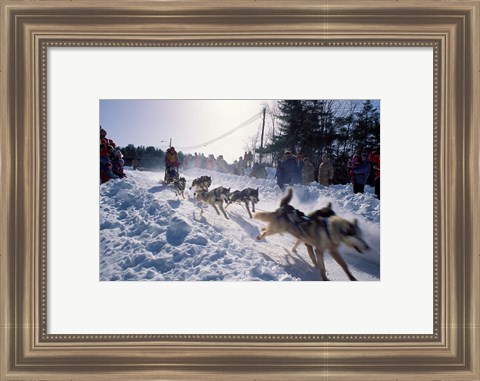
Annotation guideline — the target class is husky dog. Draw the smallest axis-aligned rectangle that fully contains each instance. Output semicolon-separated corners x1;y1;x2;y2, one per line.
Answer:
254;189;369;281
226;187;259;218
291;202;336;253
189;176;212;193
195;186;231;220
173;177;186;199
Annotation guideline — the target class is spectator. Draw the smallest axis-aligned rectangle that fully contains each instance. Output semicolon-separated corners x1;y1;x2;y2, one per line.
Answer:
250;162;268;179
193;153;202;168
205;154;216;170
216;155;228;173
276;150;300;190
369;145;380;199
348;149;361;185
113;158;127;179
107;145;116;162
101;162;118;184
132;158;139;170
183;155;190;169
100;143;110;168
297;154;304;172
318;155;334;186
114;149;123;161
301;157;315;183
236;156;246;175
352;153;371;194
243;151;254;168
100;128;110;166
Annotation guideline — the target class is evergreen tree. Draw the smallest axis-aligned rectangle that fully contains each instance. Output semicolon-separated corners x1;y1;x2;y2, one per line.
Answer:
351;100;380;151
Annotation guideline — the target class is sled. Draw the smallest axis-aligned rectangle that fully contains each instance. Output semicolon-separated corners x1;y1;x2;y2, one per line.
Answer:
163;166;180;184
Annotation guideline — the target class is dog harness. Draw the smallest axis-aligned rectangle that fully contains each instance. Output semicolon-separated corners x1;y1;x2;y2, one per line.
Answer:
320;218;332;242
283;206;332;243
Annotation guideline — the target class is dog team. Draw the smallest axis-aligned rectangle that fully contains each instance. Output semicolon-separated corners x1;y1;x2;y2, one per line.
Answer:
182;175;259;220
171;175;369;281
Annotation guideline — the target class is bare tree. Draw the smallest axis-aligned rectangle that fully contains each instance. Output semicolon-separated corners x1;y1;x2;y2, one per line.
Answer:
243;127;260;161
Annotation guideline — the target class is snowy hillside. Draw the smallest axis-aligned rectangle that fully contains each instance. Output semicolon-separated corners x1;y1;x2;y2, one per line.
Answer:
100;168;380;281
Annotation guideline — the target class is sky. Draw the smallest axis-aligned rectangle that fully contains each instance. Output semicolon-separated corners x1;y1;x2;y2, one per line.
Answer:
100;100;269;162
100;99;380;163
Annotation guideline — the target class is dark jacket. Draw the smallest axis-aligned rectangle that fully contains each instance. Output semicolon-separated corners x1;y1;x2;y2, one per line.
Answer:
352;160;371;185
277;154;300;186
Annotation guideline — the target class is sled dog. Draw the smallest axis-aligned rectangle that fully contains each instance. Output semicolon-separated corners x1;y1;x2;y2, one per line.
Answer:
173;177;186;199
189;176;212;193
291;202;336;253
254;189;369;281
226;187;259;218
195;186;231;220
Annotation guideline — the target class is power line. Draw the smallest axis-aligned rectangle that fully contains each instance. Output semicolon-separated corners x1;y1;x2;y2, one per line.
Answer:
176;112;262;151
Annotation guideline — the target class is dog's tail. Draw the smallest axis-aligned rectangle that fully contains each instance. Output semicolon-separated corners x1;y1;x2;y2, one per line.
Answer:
280;188;293;207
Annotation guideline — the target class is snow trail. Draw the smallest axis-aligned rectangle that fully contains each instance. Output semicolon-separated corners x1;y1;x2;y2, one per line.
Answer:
100;167;380;281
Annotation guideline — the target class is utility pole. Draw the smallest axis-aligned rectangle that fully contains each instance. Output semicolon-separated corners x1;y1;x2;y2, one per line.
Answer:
259;107;266;164
169;138;172;148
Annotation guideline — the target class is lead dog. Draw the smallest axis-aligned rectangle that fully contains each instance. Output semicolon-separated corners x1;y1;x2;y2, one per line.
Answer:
226;187;259;218
254;189;369;281
195;186;231;220
189;176;212;194
290;202;336;253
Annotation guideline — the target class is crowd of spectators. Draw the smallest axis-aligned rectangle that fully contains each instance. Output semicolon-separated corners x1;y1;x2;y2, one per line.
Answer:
181;151;267;179
100;127;127;184
99;133;380;198
274;146;380;199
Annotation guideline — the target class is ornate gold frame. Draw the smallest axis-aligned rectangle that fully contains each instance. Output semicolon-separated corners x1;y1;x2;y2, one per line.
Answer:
1;1;479;380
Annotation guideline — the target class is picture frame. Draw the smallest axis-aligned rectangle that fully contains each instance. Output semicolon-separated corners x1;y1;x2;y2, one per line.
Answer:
1;0;478;380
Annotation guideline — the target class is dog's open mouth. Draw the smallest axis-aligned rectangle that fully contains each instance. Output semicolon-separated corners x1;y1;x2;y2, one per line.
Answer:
354;242;370;253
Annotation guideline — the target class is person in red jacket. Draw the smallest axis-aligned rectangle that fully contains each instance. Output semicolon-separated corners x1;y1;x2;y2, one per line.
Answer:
100;128;110;169
369;145;380;199
164;147;180;182
165;146;179;168
100;162;118;184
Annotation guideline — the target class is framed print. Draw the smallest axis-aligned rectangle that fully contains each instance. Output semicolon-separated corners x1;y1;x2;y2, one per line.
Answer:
1;0;479;380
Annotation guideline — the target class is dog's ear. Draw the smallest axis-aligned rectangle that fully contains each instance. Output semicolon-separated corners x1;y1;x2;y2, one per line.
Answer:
327;202;332;209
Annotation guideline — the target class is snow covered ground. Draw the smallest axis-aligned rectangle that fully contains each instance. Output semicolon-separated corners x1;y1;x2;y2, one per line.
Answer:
100;167;380;281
